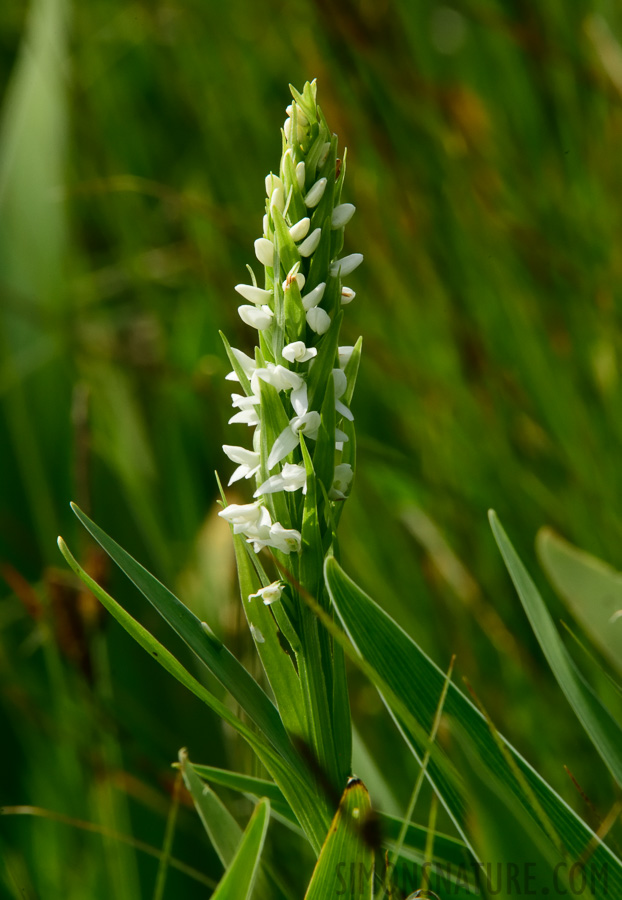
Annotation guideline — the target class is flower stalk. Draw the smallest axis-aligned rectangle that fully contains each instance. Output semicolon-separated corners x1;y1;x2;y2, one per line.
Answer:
219;80;363;804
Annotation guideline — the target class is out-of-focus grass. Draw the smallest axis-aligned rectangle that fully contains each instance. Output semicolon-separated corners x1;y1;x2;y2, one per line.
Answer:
2;0;622;895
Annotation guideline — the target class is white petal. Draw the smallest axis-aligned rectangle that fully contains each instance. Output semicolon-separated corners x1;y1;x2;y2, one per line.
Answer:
263;213;269;235
228;464;249;485
254;238;275;267
335;427;349;442
301;282;326;311
291;383;308;416
222;445;260;467
298;227;322;257
235;284;272;305
330;253;363;277
282;341;317;364
267;426;299;469
238;304;273;330
231;348;257;378
296;161;306;190
304;178;327;208
336;399;354;421
292;411;321;439
340;286;356;305
289;217;311;242
228;408;260;426
332;368;347;398
306;307;331;335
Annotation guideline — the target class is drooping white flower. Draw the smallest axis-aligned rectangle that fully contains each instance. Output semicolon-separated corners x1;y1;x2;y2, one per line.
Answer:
340;286;356;305
295;161;305;190
235;284;272;305
329;463;353;500
304;178;327;208
254;237;275;267
330;253;363;277
301;282;326;311
251;522;302;554
333;368;354;420
268;411;322;469
218;500;269;534
282;261;305;292
331;203;355;229
229;393;261;426
222;445;261;484
238;304;274;330
251;363;303;395
289;217;311;242
306;307;331;335
225;347;257;382
255;463;307;497
298;227;322;257
282;341;317;364
249;581;284;605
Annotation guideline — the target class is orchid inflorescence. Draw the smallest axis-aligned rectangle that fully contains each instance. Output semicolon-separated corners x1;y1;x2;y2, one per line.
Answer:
218;80;362;588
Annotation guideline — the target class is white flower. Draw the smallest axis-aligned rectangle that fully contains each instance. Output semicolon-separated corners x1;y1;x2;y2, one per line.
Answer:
289;217;311;242
251;363;303;395
255;463;307;497
222;445;260;484
225;347;257;382
333;368;354;420
282;262;305;292
296;161;305;190
282;341;317;364
254;237;275;267
238;304;273;330
304;178;327;208
330;253;363;277
249;581;284;605
331;203;355;228
306;307;331;334
229;393;260;426
268;411;322;469
302;282;326;311
298;227;322;257
329;463;353;500
338;346;355;368
235;284;272;305
284;117;306;143
218;500;269;534
251;522;302;554
340;286;356;305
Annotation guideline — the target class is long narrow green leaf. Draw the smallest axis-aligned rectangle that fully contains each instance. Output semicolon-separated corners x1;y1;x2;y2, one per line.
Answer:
324;557;622;900
69;503;295;767
209;799;271;900
537;527;622;677
58;535;329;855
303;779;373;900
490;511;622;787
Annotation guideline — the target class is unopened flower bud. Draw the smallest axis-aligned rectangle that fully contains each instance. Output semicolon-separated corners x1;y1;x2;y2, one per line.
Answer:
340;286;356;305
289;217;311;242
306;307;331;335
238;304;274;330
304;178;327;208
330;253;363;277
298;227;322;257
331;203;355;229
254;237;275;267
235;284;272;305
296;161;306;190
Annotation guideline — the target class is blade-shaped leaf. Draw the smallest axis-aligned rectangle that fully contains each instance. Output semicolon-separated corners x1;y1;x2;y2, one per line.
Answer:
210;799;271;900
491;511;622;788
304;778;374;900
537;527;622;677
324;556;622;900
69;503;295;767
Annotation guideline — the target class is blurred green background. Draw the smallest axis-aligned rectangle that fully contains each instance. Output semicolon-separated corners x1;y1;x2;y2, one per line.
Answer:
2;0;622;896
